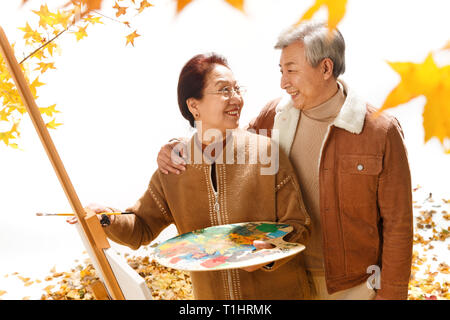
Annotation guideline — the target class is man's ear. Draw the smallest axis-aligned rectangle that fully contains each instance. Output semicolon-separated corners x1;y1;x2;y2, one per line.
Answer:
321;58;334;80
186;98;199;118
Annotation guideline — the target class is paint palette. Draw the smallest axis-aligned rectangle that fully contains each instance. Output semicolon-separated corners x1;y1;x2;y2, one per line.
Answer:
153;222;305;271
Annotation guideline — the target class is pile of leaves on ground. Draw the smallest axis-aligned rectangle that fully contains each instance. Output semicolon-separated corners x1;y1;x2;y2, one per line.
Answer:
1;187;448;300
407;189;449;300
38;254;194;300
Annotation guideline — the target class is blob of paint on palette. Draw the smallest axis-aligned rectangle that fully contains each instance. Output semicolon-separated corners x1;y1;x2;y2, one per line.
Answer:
153;222;305;271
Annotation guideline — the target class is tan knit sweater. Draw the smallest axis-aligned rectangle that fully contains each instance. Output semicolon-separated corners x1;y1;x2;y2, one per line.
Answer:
289;83;346;275
104;129;312;299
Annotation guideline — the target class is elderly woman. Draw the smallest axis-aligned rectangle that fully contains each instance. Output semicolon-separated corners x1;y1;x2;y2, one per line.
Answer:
69;53;311;299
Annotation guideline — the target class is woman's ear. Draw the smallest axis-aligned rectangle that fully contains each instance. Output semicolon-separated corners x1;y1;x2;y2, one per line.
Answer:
321;58;334;80
187;98;200;119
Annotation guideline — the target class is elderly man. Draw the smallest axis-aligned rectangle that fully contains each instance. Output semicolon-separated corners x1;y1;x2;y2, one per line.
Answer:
158;22;413;300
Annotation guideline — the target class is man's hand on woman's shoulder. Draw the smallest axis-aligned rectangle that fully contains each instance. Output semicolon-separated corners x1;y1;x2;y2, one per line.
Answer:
157;138;187;175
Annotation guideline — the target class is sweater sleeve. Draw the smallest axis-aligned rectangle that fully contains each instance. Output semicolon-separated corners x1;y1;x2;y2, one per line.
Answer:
275;147;311;245
103;170;174;250
263;146;311;272
376;118;413;300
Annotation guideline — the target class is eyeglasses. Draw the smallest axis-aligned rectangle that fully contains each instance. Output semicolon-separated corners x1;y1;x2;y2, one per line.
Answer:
205;85;247;98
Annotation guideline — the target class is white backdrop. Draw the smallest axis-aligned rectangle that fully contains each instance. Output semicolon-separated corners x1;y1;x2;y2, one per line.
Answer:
0;0;449;299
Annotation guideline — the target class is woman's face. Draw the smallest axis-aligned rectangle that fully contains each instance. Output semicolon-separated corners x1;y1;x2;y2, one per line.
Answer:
189;64;244;139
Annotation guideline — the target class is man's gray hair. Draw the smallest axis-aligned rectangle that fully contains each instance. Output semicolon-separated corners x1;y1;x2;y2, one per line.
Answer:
275;21;345;78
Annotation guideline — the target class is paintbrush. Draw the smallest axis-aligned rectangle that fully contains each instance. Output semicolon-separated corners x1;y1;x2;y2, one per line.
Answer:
36;212;133;216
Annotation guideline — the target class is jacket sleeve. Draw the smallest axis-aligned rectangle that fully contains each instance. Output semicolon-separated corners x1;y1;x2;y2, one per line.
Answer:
264;146;311;272
377;118;413;299
103;170;174;250
245;98;280;137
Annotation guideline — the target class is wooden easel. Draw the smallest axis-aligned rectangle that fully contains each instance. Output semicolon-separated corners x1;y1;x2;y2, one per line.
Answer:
0;26;152;300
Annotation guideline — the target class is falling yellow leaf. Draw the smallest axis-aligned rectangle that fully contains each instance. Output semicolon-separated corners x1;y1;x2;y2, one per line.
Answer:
379;54;450;152
74;25;88;41
113;2;128;17
84;14;103;25
137;0;153;14
34;62;56;74
0;290;6;297
125;30;140;47
46;118;63;129
39;104;60;117
224;0;245;12
296;0;348;31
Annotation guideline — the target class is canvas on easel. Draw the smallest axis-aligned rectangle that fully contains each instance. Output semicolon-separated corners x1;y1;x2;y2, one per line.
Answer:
0;26;152;300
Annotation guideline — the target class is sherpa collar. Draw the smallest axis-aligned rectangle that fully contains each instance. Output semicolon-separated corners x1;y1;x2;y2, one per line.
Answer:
275;80;367;134
273;80;368;155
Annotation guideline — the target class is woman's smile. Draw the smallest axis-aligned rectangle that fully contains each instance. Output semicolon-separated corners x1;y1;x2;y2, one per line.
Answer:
224;107;240;117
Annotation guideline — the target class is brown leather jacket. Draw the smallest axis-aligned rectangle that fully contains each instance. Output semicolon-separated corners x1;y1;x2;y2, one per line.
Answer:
248;82;413;300
104;129;312;299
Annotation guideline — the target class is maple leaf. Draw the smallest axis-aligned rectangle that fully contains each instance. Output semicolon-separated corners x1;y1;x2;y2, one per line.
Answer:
45;41;59;57
34;62;56;74
0;121;20;146
379;54;450;152
176;0;194;13
19;22;43;44
39;104;60;117
125;30;140;47
31;49;47;61
46;118;63;129
74;25;88;41
137;0;153;14
84;14;103;25
30;77;45;99
296;0;348;31
32;4;54;28
53;10;73;29
113;2;128;17
0;108;10;121
224;0;245;13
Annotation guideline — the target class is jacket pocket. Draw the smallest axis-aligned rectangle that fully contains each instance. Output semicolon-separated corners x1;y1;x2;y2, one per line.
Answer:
338;154;382;209
339;154;382;175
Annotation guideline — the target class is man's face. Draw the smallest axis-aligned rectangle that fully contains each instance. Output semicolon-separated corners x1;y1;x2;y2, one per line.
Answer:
279;41;327;110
